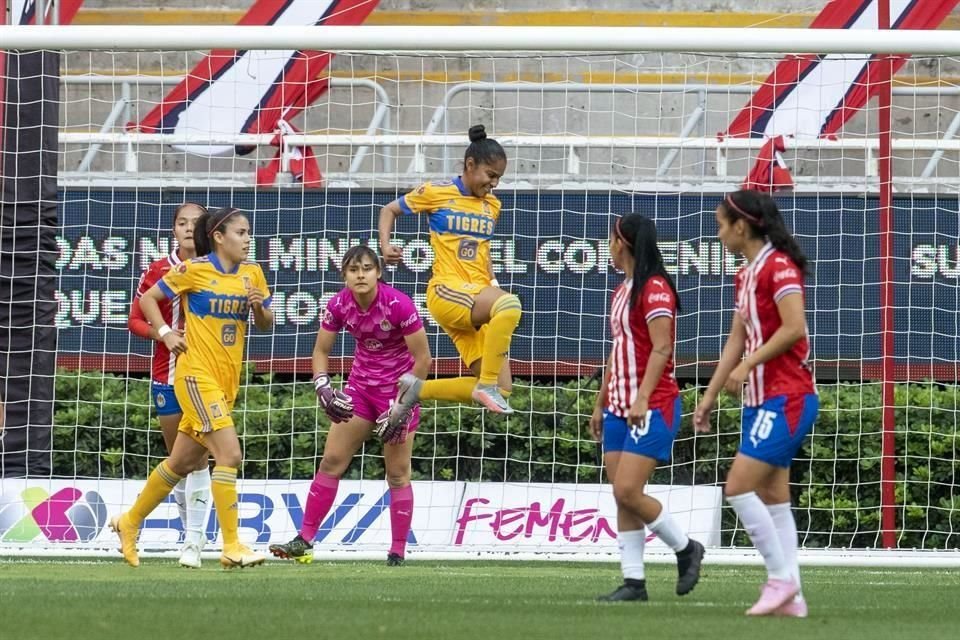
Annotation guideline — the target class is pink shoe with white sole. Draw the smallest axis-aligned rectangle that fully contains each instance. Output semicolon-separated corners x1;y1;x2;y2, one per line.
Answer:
774;597;808;618
746;579;800;616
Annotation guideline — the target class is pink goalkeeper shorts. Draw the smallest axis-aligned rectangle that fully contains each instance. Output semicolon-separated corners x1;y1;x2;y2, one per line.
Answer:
344;380;421;433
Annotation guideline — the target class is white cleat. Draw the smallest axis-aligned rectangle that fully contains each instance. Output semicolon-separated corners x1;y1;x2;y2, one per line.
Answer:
471;383;514;414
179;542;202;569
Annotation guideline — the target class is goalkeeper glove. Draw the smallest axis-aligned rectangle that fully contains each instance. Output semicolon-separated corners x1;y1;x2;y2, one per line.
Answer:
314;373;354;423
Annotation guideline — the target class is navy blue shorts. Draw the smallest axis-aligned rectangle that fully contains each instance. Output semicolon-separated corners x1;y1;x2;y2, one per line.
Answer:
151;381;182;416
739;394;819;468
602;397;681;463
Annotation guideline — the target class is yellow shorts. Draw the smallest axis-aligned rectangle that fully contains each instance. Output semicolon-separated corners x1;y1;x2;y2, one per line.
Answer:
427;280;486;367
174;374;236;444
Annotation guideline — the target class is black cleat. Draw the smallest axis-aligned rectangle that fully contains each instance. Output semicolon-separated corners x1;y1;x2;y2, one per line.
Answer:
386;553;404;567
597;580;648;602
269;534;314;564
676;539;705;595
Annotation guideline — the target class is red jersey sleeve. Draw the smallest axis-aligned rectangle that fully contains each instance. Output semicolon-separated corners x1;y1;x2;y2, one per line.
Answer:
767;255;804;303
640;276;676;323
128;264;162;339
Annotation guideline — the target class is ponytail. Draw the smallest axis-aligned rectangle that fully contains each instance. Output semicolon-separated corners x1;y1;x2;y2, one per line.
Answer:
722;190;808;272
615;213;681;313
193;207;242;257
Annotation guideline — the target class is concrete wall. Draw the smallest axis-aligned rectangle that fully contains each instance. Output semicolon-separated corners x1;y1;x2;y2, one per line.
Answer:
58;2;960;187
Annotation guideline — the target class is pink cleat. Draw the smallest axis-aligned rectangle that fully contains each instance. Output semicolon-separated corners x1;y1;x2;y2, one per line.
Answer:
774;597;808;618
746;579;800;616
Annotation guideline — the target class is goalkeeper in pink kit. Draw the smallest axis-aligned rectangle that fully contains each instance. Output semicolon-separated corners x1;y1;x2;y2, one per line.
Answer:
270;246;431;565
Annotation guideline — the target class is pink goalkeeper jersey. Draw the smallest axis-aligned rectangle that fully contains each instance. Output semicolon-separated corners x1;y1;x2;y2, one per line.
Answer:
735;242;816;406
321;283;423;389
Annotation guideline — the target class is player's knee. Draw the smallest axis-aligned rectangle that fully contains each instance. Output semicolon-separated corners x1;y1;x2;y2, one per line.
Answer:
318;456;349;477
612;481;639;508
214;445;242;469
166;457;193;477
386;466;411;488
192;454;210;474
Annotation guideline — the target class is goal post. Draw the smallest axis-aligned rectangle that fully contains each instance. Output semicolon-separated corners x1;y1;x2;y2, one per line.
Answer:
1;25;959;565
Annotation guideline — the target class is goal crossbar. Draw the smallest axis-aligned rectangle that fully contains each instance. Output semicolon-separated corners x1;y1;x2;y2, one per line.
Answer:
4;25;960;54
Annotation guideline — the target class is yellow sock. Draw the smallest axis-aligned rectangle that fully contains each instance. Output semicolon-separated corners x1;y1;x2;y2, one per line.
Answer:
479;295;522;385
129;460;182;525
421;376;477;403
211;466;239;547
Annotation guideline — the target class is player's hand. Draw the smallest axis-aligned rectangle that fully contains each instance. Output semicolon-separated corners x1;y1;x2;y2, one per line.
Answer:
381;243;403;266
693;396;715;433
314;374;354;423
628;396;649;430
588;406;604;442
724;361;752;395
375;405;411;444
246;286;265;310
162;332;187;356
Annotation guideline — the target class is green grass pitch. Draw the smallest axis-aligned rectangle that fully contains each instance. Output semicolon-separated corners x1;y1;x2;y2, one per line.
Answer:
2;559;958;639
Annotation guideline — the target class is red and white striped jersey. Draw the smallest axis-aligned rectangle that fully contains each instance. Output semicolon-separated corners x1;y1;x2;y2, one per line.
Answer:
134;251;185;384
735;242;815;406
606;275;679;417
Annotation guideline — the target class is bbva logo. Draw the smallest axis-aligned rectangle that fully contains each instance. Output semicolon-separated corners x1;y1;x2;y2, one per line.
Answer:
0;487;108;543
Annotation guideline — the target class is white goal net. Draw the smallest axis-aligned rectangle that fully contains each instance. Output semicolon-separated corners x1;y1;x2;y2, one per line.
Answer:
1;26;959;563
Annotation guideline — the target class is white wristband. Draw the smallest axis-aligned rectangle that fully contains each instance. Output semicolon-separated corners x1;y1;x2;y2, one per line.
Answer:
157;325;173;338
490;278;500;288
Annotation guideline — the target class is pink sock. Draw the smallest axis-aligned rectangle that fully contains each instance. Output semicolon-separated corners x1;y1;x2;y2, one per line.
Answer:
300;471;340;542
389;485;414;557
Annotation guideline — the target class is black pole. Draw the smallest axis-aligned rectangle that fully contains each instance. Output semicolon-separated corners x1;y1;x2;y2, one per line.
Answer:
0;49;60;477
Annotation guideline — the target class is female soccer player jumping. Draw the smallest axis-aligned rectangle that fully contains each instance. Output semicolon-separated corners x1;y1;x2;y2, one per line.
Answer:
111;206;274;569
590;213;704;602
269;246;431;566
378;125;521;426
127;201;211;568
694;190;817;617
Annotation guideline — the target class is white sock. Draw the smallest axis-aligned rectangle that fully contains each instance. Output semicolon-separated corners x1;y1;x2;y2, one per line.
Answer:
728;491;791;581
172;478;187;531
183;469;212;547
618;529;646;581
647;508;690;552
768;501;803;598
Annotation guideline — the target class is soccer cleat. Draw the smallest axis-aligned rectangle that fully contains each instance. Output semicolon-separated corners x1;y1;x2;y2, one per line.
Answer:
268;535;314;564
178;542;202;569
386;553;404;567
109;514;140;567
596;581;648;602
675;538;705;595
471;383;514;414
746;578;800;616
387;374;423;428
774;597;809;618
220;544;265;569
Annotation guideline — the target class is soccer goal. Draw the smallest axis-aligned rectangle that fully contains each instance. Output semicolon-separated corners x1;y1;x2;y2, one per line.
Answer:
1;24;959;566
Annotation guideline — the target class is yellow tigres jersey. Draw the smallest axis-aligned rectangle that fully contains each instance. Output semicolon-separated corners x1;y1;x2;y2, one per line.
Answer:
158;254;271;399
398;177;501;286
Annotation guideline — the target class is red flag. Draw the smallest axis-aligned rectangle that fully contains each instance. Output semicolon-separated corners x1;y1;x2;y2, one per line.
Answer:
133;0;380;186
742;136;793;193
723;0;959;191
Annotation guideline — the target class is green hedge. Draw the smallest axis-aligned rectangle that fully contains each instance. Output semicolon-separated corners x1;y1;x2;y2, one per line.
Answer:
53;369;960;548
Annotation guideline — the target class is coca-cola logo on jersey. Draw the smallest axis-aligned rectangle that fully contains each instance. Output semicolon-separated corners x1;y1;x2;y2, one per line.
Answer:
773;268;798;282
400;312;418;329
647;292;671;304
